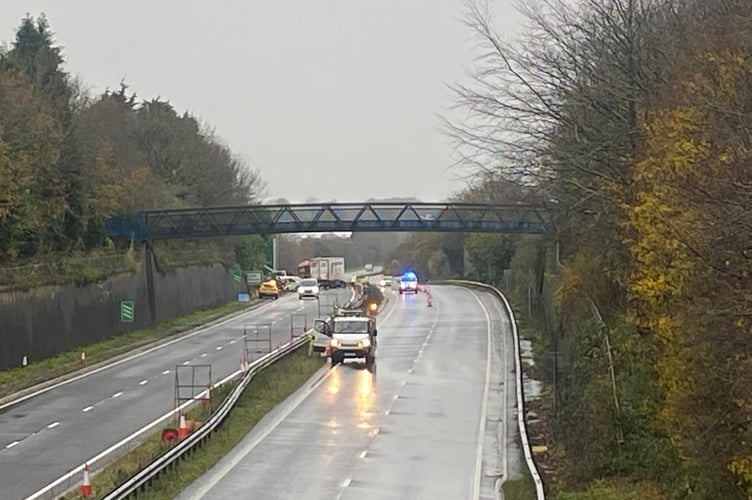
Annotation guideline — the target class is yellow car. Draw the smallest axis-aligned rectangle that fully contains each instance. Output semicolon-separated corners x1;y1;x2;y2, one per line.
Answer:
258;279;280;299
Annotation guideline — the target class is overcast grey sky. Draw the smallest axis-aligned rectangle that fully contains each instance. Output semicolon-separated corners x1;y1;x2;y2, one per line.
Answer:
3;1;523;203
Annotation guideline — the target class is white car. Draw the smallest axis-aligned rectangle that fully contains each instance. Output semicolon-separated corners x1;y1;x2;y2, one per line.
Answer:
281;276;301;291
398;271;419;294
298;278;320;300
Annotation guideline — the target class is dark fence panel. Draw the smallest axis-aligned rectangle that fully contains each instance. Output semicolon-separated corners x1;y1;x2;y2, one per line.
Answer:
0;264;235;371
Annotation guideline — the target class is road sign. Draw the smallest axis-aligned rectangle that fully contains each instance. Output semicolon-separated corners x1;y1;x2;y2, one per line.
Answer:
232;269;242;283
246;271;263;285
121;300;134;323
263;239;273;264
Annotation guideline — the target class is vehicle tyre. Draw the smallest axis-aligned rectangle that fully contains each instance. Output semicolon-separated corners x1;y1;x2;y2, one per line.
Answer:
331;353;343;366
365;354;375;369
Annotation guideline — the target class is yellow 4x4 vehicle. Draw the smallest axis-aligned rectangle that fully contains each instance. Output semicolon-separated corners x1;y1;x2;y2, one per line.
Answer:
258;279;280;299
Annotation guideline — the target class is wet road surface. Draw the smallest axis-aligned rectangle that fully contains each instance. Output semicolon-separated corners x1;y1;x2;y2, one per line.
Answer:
179;284;518;500
0;289;350;499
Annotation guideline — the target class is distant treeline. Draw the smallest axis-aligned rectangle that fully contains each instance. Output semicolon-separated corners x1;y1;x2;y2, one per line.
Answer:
0;15;263;263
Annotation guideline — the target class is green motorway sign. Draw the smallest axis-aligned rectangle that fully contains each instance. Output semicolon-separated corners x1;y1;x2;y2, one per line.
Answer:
246;271;263;285
232;269;242;283
121;300;134;323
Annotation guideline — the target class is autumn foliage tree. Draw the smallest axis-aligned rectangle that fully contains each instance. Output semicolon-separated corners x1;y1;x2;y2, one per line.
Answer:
0;15;264;262
450;0;752;497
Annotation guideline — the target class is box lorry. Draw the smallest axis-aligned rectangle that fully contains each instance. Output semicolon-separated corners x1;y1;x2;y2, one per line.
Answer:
297;257;346;288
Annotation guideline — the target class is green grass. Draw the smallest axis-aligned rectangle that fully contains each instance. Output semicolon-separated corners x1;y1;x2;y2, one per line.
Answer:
62;347;325;499
0;300;256;400
503;472;538;500
554;479;668;500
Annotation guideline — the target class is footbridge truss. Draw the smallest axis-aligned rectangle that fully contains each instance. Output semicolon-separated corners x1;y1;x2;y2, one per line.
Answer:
104;202;551;241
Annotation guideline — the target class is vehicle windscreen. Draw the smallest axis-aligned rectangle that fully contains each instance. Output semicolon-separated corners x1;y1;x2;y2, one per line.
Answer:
333;320;369;333
300;279;317;287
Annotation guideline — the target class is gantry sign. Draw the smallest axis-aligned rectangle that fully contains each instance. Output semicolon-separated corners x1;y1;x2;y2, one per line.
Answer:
104;202;551;241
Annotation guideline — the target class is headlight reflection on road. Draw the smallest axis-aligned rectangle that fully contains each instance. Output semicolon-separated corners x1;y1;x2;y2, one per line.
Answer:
327;366;341;395
356;369;376;430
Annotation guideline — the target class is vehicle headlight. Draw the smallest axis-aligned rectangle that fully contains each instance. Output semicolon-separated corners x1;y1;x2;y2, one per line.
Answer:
360;338;371;348
330;338;340;347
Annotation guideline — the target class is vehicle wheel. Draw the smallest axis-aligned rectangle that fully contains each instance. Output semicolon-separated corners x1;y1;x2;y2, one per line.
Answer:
331;353;343;366
365;354;375;369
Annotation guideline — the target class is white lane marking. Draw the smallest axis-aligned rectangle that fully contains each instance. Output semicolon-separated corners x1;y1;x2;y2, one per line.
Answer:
468;289;493;500
384;410;390;415
370;427;379;436
82;406;93;413
26;363;249;500
0;299;276;412
47;422;60;429
393;394;399;400
401;380;406;386
408;368;413;374
229;339;237;344
5;441;19;449
139;380;148;386
112;392;123;399
341;478;352;488
180;365;339;500
183;360;190;365
359;450;368;458
216;346;223;351
200;353;207;358
162;370;170;375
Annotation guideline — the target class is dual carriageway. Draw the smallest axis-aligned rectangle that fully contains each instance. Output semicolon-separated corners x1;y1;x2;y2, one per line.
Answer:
1;272;528;499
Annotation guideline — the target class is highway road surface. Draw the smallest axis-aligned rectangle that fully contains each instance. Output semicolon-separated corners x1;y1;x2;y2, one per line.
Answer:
178;284;521;500
0;288;351;500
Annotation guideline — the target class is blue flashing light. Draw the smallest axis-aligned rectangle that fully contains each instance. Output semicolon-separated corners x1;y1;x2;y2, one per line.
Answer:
401;271;418;281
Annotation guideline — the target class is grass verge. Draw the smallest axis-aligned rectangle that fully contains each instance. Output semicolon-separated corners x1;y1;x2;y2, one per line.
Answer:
503;471;538;500
63;347;326;499
0;299;258;400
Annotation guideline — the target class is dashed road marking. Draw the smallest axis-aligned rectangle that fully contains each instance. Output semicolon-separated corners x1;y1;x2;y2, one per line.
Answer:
359;450;368;458
112;392;123;398
341;478;352;488
200;353;207;358
139;380;148;385
216;346;223;351
82;406;93;413
183;360;190;365
5;441;19;449
47;421;60;429
162;369;170;375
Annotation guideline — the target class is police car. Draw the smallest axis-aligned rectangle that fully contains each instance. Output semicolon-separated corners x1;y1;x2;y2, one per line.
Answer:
398;271;419;294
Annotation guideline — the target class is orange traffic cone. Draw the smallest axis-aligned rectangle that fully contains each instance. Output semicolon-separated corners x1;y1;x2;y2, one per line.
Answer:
80;463;92;497
80;352;87;364
178;411;189;439
21;355;28;368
